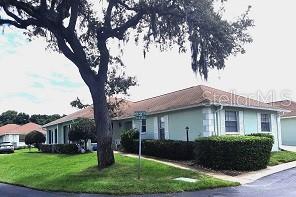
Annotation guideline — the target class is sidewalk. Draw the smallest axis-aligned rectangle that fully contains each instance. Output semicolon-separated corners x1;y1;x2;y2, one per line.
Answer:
117;151;296;185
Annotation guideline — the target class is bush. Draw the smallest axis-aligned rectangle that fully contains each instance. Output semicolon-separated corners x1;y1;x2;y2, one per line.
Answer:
194;135;273;171
40;144;79;154
25;131;46;151
121;130;195;160
120;129;139;153
247;133;274;144
142;140;195;160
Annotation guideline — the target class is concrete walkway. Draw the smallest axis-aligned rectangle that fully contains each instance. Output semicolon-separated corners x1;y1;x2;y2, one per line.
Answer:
117;152;296;184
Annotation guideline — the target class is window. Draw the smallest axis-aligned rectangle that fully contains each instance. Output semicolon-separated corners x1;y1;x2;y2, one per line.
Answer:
19;135;25;142
159;117;165;140
141;119;147;133
261;114;271;132
54;129;58;144
48;130;52;144
225;111;238;132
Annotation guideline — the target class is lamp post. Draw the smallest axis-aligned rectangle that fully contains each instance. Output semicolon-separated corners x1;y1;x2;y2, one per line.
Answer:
185;126;189;142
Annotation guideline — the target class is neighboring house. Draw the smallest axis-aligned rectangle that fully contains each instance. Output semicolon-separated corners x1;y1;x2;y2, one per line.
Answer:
44;85;284;151
0;123;45;147
269;100;296;146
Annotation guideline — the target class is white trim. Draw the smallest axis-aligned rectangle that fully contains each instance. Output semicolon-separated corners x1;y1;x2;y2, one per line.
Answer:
164;115;169;139
153;117;158;140
277;113;282;147
257;113;261;132
281;116;296;119
239;111;244;135
225;132;240;135
202;108;214;137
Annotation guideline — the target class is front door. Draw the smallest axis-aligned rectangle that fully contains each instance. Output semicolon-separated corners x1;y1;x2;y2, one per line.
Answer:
159;116;165;140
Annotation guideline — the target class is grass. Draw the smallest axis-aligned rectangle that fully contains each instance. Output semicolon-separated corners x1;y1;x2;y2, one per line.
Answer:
269;151;296;166
0;149;237;195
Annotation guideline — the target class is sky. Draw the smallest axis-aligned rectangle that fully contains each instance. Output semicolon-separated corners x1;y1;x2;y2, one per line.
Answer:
0;0;296;115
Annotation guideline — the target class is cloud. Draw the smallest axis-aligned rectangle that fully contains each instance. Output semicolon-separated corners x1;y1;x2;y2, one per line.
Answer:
0;32;92;115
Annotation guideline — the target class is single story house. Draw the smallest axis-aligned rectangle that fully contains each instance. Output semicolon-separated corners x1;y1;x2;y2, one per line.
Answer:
269;100;296;146
43;106;94;146
0;123;45;147
44;85;284;151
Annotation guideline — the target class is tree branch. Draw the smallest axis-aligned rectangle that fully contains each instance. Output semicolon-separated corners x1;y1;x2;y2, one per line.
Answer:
67;0;78;31
111;12;143;39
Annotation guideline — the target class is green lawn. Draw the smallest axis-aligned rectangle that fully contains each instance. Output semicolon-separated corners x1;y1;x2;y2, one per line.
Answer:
0;149;237;195
269;151;296;166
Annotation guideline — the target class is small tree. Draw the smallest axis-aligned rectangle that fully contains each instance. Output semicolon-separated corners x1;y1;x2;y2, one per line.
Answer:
68;118;96;150
25;131;46;151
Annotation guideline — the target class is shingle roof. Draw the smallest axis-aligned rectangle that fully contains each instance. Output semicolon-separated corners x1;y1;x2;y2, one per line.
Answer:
43;85;283;126
0;124;20;134
269;100;296;117
15;123;45;134
0;123;44;136
116;85;282;119
42;106;94;127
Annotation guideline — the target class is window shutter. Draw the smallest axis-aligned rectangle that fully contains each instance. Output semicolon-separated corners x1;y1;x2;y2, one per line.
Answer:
271;114;277;132
257;113;261;132
153;117;159;139
239;111;244;135
164;115;169;139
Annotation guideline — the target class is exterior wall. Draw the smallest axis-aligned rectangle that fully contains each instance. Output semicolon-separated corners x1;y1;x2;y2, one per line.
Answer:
45;121;72;145
0;134;22;147
243;110;258;135
112;119;133;142
132;117;155;140
281;118;296;146
168;108;203;141
217;107;280;151
132;107;204;141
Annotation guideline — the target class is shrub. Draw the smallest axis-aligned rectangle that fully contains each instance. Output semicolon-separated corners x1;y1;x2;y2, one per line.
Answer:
120;129;139;153
120;131;195;160
142;140;195;160
68;118;96;150
247;133;274;144
194;135;273;171
40;144;79;154
25;131;46;151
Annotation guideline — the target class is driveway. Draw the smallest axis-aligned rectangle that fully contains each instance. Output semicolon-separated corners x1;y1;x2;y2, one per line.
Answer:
1;168;296;197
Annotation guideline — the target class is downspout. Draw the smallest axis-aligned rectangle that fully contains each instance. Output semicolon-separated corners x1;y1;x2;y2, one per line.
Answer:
276;112;281;150
56;124;58;144
214;105;224;136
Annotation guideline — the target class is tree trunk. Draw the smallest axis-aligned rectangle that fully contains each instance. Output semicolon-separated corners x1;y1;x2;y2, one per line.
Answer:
91;85;115;169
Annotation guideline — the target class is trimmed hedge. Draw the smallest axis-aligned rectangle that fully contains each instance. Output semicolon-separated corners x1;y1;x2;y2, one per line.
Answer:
194;135;273;171
247;133;274;144
40;144;79;154
121;130;194;160
142;140;195;160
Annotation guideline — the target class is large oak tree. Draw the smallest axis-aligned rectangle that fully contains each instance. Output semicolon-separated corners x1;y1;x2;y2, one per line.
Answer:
0;0;253;169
